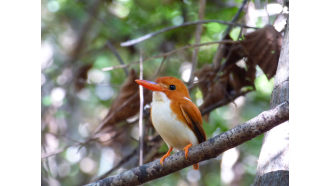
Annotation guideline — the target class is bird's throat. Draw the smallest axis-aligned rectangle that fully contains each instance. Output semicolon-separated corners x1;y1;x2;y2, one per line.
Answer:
152;91;167;102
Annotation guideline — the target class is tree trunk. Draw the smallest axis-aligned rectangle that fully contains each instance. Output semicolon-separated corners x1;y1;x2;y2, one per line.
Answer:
253;21;289;186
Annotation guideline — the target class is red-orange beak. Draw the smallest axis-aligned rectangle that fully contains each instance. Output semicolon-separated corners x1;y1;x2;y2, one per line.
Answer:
135;79;163;91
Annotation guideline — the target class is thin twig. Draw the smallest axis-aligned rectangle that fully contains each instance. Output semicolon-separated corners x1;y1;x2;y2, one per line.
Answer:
42;125;130;159
212;0;249;65
103;40;236;72
41;142;80;159
201;89;253;115
143;140;164;164
238;25;244;40
106;40;129;76
98;126;130;144
120;20;258;47
138;51;144;166
152;56;167;79
94;135;162;182
102;64;129;72
224;0;250;37
142;41;234;64
93;148;138;181
69;0;102;64
188;0;206;85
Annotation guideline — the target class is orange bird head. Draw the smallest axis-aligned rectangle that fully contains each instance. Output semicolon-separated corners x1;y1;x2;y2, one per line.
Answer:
135;76;190;99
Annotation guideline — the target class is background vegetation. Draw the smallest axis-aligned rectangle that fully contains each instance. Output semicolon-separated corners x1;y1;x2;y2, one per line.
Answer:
41;0;288;185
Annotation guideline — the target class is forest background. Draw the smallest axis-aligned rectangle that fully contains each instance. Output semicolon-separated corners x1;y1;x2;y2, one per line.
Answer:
0;1;329;186
40;0;290;185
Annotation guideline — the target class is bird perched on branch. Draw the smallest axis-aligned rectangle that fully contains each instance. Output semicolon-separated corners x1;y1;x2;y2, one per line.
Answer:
135;77;206;169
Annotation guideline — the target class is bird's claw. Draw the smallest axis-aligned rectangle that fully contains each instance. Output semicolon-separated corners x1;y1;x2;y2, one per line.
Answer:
183;143;192;159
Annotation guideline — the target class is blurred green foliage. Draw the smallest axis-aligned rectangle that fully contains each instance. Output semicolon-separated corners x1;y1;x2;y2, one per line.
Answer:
42;0;277;185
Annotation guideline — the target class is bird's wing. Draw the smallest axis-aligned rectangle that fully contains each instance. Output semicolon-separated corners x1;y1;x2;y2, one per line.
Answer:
179;99;206;143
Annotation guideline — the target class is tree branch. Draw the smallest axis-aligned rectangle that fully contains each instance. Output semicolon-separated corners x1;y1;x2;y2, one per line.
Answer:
106;40;129;76
69;0;102;64
93;148;138;181
188;0;206;84
200;89;252;115
212;0;249;66
120;20;257;47
103;40;235;72
151;56;167;79
223;0;249;38
86;101;289;186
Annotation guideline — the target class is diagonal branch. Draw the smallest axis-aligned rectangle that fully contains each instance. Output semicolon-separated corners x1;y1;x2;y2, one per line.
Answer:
201;89;252;115
151;56;167;79
69;0;102;64
93;148;138;181
106;40;129;76
120;20;258;47
212;0;249;66
222;0;249;38
86;101;289;186
103;40;236;72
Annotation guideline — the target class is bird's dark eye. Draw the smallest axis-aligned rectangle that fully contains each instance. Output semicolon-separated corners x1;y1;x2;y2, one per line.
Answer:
169;85;176;90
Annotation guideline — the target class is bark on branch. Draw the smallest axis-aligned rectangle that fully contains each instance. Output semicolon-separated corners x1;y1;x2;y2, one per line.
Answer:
87;101;289;186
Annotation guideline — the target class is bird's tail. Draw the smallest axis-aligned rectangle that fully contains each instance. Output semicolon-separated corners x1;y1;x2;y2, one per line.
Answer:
193;163;199;170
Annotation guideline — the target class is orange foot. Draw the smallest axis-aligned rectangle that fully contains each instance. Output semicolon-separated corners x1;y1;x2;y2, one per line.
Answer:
183;144;200;170
193;163;199;170
160;147;173;166
183;143;192;159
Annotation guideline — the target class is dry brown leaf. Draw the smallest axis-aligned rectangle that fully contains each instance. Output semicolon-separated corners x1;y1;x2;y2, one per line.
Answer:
195;26;282;112
220;25;282;80
195;64;216;98
96;69;152;133
228;64;254;93
241;25;282;79
74;64;93;91
246;59;257;82
195;65;227;113
221;43;246;72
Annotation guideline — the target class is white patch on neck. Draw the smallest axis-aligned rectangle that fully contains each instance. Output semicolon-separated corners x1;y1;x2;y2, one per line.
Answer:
152;91;169;102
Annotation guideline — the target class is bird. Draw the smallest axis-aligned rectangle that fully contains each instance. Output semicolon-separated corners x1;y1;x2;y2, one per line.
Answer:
135;76;206;170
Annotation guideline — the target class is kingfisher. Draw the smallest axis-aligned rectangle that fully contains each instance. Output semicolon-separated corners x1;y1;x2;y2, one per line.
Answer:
135;76;206;169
